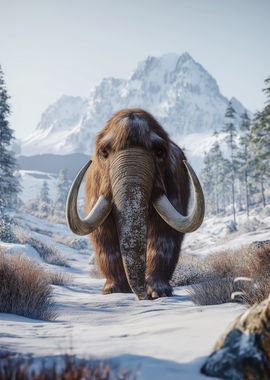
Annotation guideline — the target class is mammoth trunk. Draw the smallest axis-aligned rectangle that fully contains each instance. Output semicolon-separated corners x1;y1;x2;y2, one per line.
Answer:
110;148;154;299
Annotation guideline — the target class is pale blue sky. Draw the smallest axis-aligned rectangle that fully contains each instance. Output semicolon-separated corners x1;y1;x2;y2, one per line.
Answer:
0;0;269;139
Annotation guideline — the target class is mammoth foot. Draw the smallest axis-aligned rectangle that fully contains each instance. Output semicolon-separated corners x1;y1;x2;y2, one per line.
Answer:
103;279;132;295
146;281;173;299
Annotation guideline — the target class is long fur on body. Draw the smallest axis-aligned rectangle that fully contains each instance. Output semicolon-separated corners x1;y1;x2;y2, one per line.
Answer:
85;109;190;297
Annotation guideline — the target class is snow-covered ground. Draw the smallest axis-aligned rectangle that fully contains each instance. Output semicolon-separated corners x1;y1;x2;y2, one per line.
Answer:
183;204;270;256
0;208;269;379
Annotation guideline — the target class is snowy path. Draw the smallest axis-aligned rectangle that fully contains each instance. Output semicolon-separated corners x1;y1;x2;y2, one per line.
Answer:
4;210;270;378
0;214;247;379
0;274;244;379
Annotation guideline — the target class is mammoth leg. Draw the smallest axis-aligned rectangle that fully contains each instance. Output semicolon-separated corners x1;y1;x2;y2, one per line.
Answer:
91;214;132;294
146;152;189;299
146;209;184;299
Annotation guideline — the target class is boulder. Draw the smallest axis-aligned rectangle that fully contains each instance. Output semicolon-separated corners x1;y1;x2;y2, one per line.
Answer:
202;296;270;379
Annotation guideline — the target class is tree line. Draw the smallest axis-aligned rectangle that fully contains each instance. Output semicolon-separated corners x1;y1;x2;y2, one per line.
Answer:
201;76;270;226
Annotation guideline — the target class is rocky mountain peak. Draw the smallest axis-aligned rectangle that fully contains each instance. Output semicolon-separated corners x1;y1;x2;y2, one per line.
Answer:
22;52;247;156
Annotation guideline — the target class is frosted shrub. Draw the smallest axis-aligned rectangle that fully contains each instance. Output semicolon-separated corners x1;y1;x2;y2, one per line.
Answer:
14;226;67;267
0;213;16;243
0;250;55;320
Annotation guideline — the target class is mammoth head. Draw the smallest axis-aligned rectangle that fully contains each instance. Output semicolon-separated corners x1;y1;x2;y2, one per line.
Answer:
66;109;205;299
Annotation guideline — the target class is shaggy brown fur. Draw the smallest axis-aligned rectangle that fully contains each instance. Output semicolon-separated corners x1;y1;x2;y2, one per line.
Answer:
85;109;190;298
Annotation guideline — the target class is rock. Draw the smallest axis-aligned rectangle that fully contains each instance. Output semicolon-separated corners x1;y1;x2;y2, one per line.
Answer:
249;240;270;249
201;296;270;379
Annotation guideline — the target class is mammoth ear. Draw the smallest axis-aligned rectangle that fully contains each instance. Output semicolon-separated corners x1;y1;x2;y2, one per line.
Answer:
164;141;190;216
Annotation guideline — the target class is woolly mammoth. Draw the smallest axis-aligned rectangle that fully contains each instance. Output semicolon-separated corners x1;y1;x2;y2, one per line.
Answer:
66;109;205;299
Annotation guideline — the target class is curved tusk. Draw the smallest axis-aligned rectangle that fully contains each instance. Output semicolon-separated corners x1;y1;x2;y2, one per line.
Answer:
153;160;205;233
66;160;112;236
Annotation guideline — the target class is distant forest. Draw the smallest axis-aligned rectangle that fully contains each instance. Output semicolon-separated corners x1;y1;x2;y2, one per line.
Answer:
201;76;270;225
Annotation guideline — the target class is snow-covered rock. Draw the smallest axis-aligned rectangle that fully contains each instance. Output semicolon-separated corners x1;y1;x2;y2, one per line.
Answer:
21;52;247;157
202;295;270;379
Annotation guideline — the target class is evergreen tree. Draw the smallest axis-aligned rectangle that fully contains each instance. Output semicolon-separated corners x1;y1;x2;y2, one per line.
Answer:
54;168;70;219
201;151;215;214
0;65;20;241
261;76;270;158
209;135;224;215
237;111;252;217
219;157;232;213
222;101;238;226
38;181;51;217
263;75;270;105
250;111;268;207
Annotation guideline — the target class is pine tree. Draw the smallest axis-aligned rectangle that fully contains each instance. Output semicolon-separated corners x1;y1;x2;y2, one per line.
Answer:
38;181;51;217
250;111;268;207
219;157;232;213
263;75;270;105
54;168;69;220
209;135;224;215
261;76;270;157
237;111;252;218
201;151;215;214
222;101;238;226
0;65;20;241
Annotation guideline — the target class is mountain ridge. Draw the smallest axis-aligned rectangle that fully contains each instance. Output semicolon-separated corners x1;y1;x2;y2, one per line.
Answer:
21;52;247;156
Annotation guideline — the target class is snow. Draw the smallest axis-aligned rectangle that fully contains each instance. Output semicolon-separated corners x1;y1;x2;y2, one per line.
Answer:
0;285;244;379
2;208;268;378
20;170;58;202
0;241;42;263
182;205;270;256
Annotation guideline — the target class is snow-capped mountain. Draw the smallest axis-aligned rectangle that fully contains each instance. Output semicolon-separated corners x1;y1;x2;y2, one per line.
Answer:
22;53;247;156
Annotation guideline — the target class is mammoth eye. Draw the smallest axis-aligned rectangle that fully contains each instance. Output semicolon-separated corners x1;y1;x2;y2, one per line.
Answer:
154;145;166;159
100;148;109;159
156;149;164;157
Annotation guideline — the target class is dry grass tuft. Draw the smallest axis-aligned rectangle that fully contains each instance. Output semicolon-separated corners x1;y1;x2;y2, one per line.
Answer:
189;277;236;306
0;352;133;380
173;242;270;306
0;249;56;320
14;226;68;267
47;271;72;286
